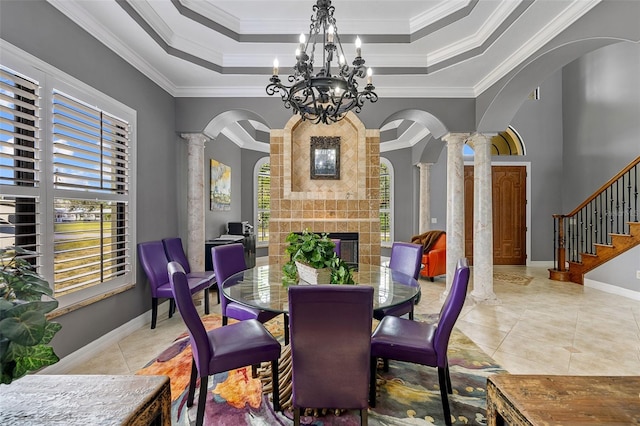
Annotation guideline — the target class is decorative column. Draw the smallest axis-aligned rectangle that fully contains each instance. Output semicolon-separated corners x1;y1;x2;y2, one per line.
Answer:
471;133;499;303
180;133;208;272
443;133;468;294
418;162;433;233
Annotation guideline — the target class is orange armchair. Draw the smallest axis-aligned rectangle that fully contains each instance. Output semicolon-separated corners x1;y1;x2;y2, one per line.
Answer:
411;231;446;281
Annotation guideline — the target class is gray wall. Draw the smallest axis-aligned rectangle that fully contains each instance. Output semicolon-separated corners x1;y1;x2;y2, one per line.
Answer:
175;97;476;133
1;1;177;357
203;134;243;238
562;42;640;209
563;42;640;290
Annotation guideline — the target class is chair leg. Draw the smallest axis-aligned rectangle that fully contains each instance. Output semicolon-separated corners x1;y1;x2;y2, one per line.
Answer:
251;364;258;378
151;298;158;329
195;374;208;426
222;315;228;326
204;288;210;314
437;366;452;426
361;407;368;426
294;407;301;426
168;299;175;318
187;359;198;407
283;313;290;346
409;306;414;321
272;359;280;412
369;357;377;407
215;285;220;304
383;358;389;372
445;364;452;394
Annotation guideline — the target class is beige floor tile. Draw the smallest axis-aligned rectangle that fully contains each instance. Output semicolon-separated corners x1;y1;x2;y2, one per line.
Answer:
66;344;129;375
455;319;508;351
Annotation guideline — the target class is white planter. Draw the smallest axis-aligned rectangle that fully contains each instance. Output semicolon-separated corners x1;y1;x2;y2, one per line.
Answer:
295;261;332;284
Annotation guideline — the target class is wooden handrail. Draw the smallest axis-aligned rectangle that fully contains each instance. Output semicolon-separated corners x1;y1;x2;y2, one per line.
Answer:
566;156;640;217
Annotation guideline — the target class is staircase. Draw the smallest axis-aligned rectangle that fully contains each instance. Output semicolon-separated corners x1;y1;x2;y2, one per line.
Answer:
549;156;640;284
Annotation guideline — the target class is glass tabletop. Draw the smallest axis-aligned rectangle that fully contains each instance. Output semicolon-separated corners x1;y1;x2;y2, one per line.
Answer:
221;264;420;314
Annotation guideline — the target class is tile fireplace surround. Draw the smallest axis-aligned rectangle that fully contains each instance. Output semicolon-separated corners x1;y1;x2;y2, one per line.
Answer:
269;113;381;266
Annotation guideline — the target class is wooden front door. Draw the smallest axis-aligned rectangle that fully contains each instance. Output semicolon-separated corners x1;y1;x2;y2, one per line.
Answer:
464;165;527;265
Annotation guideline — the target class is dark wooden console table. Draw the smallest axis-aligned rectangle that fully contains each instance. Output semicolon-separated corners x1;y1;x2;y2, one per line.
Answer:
487;374;640;425
0;374;171;425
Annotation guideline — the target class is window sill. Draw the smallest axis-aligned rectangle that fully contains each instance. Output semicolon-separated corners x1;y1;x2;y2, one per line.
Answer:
47;283;135;320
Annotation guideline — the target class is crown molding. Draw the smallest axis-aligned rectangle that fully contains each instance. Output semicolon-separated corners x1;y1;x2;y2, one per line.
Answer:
47;0;177;95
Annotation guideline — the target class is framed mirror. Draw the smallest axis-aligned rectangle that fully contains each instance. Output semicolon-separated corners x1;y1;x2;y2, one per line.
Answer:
310;136;340;180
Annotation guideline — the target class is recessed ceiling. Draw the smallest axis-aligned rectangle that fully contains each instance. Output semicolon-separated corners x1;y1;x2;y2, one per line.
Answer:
47;0;600;98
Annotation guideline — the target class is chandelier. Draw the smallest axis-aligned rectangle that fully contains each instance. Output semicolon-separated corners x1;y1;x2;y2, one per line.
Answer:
266;0;378;125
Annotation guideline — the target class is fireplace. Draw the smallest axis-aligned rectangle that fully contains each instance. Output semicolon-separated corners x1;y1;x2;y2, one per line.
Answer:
326;232;358;265
268;113;381;267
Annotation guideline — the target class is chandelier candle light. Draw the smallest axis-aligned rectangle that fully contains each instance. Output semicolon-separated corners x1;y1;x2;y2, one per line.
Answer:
266;0;378;124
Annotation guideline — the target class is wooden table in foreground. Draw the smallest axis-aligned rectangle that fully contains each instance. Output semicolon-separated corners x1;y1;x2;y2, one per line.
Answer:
0;375;171;425
486;374;640;425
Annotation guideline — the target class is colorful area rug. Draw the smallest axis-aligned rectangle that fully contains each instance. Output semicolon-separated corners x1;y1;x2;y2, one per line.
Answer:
137;314;504;425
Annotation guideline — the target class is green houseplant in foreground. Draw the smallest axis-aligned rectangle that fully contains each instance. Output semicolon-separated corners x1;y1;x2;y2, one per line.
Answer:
0;247;61;384
283;230;355;284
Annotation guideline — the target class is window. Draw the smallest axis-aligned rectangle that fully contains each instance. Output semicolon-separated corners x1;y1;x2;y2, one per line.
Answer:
1;44;136;307
254;158;270;246
380;158;394;246
51;92;131;297
0;67;40;259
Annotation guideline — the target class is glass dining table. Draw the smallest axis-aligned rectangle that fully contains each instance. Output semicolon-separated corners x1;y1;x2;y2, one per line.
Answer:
221;263;420;413
221;263;420;313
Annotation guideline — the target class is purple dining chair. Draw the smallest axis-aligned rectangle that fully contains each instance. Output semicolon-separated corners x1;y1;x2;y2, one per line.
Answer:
288;285;373;426
167;262;281;426
374;241;422;321
370;258;470;426
332;239;341;257
212;243;289;345
137;240;211;329
162;237;219;304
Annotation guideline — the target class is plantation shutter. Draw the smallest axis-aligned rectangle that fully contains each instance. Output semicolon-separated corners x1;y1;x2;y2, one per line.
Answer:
52;91;129;194
257;162;270;243
0;67;41;255
51;90;131;295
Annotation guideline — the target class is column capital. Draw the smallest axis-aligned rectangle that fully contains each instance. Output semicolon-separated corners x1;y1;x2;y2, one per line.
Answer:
417;162;434;170
470;132;497;145
180;133;209;147
443;132;470;145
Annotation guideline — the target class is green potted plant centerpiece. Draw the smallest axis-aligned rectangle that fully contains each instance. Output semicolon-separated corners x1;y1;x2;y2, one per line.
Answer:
0;247;62;385
283;230;355;285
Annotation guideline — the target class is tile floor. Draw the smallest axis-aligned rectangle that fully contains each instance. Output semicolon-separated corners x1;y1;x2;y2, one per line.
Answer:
67;261;640;376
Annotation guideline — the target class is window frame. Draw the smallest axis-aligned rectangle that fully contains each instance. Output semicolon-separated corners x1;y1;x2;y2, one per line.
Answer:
1;42;137;310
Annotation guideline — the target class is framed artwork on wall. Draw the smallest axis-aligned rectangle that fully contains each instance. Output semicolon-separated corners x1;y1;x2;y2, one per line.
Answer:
210;159;231;211
310;136;340;180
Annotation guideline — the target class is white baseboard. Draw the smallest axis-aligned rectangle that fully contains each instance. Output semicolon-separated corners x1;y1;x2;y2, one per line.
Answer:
584;278;640;301
39;303;169;375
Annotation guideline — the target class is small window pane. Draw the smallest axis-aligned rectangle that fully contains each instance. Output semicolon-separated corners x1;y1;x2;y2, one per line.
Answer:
257;162;270;243
53;198;130;297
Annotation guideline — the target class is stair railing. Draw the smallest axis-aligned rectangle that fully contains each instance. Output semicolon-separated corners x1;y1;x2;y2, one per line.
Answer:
552;156;639;272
